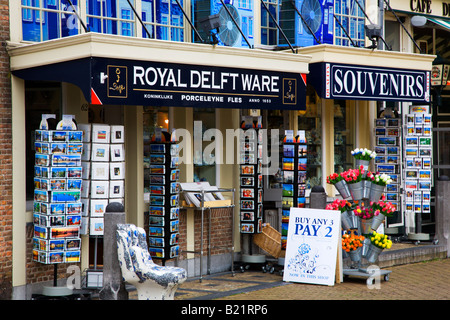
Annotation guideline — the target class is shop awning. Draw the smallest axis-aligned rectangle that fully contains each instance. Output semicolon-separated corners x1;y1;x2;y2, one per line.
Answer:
8;33;310;110
427;17;450;30
298;45;436;103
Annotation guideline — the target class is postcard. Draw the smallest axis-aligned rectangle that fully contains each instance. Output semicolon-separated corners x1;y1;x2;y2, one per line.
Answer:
90;180;109;199
110;144;125;162
170;207;179;219
241;200;254;210
90;218;104;236
65;238;81;251
149;247;164;259
282;184;294;197
149;206;164;216
110;125;124;143
150;175;165;185
110;162;125;180
109;180;124;198
240;223;254;234
283;145;294;157
149;237;164;248
50;226;80;239
52;131;67;142
92;124;110;143
150;144;166;154
241;188;254;198
91;144;110;162
91;162;109;180
66;202;82;215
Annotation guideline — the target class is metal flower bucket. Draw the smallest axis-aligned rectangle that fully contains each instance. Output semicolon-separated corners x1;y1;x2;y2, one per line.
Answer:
355;159;370;178
341;211;360;231
361;238;372;258
366;245;384;263
348;246;362;262
362;180;372;199
371;214;385;232
348;181;364;201
369;183;385;202
360;218;373;234
334;180;351;199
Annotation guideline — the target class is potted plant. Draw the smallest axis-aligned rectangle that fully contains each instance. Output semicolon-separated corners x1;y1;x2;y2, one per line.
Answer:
342;231;365;264
351;148;376;176
341;166;365;201
326;172;350;199
366;231;393;263
370;196;396;230
326;199;357;230
369;173;393;202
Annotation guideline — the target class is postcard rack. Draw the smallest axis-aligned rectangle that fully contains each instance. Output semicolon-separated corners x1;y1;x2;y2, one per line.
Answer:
33;115;83;265
180;188;235;282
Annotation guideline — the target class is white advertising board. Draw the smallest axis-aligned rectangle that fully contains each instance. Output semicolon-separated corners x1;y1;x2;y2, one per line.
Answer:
283;208;341;286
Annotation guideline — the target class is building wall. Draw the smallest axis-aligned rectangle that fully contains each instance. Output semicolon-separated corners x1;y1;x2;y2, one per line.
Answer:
0;0;12;299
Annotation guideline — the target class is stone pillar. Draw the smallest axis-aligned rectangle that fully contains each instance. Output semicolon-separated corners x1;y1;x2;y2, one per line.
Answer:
309;186;327;209
435;176;450;257
99;202;128;300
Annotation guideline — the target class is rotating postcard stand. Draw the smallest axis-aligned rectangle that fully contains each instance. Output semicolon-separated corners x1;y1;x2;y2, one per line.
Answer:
238;116;266;269
147;130;181;263
33;114;83;297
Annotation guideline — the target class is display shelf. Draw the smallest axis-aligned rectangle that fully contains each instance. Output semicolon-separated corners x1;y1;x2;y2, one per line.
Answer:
239;116;264;234
281;130;307;250
33;115;83;265
147;140;181;261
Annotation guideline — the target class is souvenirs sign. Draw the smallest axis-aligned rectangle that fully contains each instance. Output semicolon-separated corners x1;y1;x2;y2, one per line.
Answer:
283;208;341;286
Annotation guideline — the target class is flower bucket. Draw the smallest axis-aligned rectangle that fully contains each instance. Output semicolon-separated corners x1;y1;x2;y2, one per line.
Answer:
356;159;370;177
361;238;372;258
360;218;373;234
366;245;384;263
348;181;364;201
362;180;372;199
341;211;360;230
334;180;351;199
371;214;385;231
348;247;362;262
369;183;385;202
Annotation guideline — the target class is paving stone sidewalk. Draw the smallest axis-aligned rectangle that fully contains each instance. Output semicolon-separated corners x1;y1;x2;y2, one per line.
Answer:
176;258;450;300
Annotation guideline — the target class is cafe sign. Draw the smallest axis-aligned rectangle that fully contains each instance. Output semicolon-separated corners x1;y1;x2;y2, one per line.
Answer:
309;62;430;103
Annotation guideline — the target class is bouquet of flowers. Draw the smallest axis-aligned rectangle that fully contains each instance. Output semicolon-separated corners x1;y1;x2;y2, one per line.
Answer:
326;172;344;185
341;166;364;184
372;196;396;217
342;232;365;253
372;173;393;186
353;205;377;219
325;199;353;212
369;231;392;249
351;148;376;161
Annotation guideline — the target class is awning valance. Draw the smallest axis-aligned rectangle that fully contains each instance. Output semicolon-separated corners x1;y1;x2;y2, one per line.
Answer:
8;33;310;110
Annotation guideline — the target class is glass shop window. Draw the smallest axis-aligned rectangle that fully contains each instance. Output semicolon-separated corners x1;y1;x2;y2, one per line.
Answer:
334;100;355;174
298;87;322;189
193;108;216;185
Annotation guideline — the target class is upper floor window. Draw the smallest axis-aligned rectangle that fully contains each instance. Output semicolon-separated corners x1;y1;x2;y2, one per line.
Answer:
334;0;365;47
22;0;80;42
261;0;279;45
21;0;185;42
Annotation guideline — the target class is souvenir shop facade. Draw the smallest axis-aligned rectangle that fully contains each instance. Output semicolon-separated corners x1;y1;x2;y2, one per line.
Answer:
8;32;436;297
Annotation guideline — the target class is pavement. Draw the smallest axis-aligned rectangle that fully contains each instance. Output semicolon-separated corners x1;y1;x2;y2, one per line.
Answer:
127;241;450;301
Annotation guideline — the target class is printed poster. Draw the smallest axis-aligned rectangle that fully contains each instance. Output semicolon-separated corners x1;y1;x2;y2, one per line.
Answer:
283;208;341;286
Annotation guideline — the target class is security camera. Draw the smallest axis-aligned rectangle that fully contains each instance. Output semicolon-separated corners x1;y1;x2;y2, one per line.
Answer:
365;24;382;49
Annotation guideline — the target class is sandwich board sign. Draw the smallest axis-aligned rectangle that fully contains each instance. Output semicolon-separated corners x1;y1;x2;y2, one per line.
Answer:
283;208;341;286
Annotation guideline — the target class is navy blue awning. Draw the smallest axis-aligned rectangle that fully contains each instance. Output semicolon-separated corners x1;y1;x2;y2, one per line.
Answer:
13;56;307;110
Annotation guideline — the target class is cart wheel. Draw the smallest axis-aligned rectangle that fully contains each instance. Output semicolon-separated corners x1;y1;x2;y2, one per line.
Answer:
279;270;284;276
366;278;374;286
384;274;390;281
262;266;267;273
269;266;275;274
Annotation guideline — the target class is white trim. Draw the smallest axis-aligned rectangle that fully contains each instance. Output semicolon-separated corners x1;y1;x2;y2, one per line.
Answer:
7;33;311;74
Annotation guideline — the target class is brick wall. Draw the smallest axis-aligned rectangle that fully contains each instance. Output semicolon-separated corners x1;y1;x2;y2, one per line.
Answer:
0;0;12;300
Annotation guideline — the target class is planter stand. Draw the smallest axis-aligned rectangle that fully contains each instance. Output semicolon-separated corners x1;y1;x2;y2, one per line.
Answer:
343;268;392;284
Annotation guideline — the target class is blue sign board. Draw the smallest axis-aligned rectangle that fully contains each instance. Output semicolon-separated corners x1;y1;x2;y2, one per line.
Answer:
13;57;306;110
309;62;431;103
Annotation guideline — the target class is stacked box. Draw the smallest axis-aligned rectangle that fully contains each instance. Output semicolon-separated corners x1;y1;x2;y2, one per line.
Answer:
79;124;125;236
32;115;83;264
147;137;180;260
281;130;307;249
239;116;263;234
